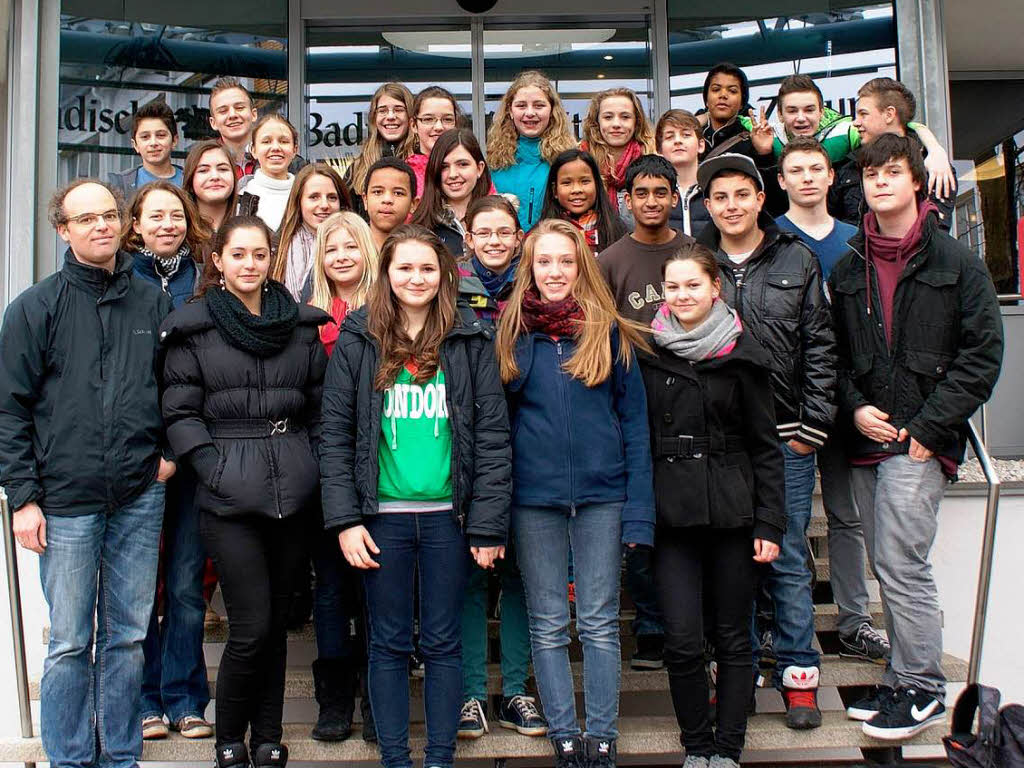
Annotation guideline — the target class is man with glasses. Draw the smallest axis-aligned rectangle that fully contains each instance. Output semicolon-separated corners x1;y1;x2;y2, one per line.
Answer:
0;180;174;768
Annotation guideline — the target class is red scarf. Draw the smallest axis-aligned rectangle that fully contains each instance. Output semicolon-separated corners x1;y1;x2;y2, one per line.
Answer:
318;296;348;357
863;200;937;346
581;139;644;211
521;287;585;337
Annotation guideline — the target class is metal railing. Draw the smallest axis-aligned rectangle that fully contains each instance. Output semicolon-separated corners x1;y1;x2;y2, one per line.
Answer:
0;490;34;741
966;420;1002;685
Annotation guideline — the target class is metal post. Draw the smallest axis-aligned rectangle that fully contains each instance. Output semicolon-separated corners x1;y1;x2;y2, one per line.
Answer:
650;0;671;119
287;0;307;155
966;421;1001;685
1;491;34;739
470;17;486;147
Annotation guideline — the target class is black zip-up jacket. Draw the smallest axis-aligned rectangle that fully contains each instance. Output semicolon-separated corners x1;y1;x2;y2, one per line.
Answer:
319;305;511;546
828;214;1003;469
160;297;328;519
697;216;837;447
669;183;712;238
0;250;171;515
641;331;785;543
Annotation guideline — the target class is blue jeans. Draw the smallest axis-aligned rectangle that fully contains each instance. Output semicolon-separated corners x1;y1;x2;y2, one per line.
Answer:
39;481;165;768
363;512;468;768
141;469;210;723
312;514;357;661
754;444;820;687
514;502;622;740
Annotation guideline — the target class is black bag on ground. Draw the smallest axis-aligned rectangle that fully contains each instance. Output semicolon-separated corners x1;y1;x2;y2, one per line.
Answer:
944;683;1024;768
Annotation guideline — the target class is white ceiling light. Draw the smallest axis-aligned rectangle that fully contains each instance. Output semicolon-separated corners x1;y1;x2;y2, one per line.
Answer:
383;28;617;59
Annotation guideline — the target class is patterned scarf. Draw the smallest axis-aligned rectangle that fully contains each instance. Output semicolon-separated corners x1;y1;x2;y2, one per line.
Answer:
651;298;742;361
141;244;190;279
606;140;645;210
284;226;317;301
566;210;600;253
520;287;585;337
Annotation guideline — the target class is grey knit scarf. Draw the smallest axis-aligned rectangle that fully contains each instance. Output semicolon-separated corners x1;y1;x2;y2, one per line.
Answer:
651;298;741;362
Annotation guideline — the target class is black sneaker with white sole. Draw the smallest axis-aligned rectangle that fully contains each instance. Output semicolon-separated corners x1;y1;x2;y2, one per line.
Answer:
846;685;894;721
498;695;548;736
839;623;891;665
862;687;945;740
457;698;488;739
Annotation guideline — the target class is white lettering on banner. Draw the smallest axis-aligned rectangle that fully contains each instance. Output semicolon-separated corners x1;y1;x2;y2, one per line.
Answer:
382;382;448;420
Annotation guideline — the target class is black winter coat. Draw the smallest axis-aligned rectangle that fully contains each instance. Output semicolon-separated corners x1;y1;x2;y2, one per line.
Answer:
319;305;511;547
0;251;171;515
697;216;837;448
641;331;785;543
828;213;1003;470
669;183;712;239
160;297;328;519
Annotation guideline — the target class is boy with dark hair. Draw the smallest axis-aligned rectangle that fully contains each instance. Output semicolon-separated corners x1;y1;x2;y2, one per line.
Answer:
656;109;710;237
829;133;1003;739
364;156;418;251
775;137;890;665
599;155;694;673
600;154;693;326
695;152;836;731
831;77;956;228
109;100;183;196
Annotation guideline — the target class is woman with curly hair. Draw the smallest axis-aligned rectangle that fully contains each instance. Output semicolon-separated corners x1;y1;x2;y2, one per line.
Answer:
487;71;576;231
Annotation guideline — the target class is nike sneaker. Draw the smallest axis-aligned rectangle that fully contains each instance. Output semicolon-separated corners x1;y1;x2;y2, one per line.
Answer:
862;687;945;740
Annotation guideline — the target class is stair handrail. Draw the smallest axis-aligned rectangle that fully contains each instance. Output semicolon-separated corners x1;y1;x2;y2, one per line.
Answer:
966;419;1002;685
1;489;34;739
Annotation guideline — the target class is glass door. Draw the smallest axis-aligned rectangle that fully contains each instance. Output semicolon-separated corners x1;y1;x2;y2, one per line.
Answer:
304;22;473;168
481;19;654;142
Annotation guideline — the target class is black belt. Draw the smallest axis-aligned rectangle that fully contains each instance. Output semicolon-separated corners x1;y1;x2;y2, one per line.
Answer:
208;418;303;438
655;434;745;459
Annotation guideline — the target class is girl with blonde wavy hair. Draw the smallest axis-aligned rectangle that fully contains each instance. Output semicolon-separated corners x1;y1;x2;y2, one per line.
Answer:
346;83;416;208
487;71;576;231
581;88;656;226
494;217;653;768
309;211;379;356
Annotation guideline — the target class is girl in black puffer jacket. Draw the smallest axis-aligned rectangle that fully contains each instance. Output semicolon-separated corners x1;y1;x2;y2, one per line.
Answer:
160;216;328;768
641;243;784;768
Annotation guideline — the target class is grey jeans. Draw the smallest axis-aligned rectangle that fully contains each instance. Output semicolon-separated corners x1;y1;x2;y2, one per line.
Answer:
850;455;948;697
817;439;873;636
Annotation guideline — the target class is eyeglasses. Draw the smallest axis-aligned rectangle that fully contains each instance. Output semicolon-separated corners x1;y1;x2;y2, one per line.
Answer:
470;229;517;241
66;210;121;228
416;114;457;128
375;106;408;118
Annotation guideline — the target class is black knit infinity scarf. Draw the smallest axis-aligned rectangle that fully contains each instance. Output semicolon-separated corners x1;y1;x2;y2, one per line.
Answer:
206;279;299;358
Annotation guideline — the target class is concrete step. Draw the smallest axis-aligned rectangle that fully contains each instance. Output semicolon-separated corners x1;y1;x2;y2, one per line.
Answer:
27;653;967;702
0;711;950;763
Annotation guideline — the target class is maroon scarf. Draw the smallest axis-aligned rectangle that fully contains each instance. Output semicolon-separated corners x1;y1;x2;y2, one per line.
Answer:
521;287;585;337
581;139;645;211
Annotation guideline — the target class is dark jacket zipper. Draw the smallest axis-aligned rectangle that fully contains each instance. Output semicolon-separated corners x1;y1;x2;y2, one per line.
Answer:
555;339;576;513
259;357;283;518
440;343;464;530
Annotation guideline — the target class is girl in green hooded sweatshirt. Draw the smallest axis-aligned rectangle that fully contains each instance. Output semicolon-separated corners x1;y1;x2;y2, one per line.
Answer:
487;70;576;231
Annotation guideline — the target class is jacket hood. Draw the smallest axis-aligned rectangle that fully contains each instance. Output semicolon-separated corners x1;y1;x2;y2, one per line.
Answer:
846;204;940;259
160;294;328;343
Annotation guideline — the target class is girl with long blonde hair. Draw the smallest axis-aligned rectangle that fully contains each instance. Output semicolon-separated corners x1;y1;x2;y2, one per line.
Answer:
494;218;653;768
273;163;351;300
487;70;577;231
580;88;656;226
346;83;416;209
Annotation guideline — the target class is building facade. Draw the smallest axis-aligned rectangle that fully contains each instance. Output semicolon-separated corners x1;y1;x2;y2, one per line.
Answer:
1;0;1021;306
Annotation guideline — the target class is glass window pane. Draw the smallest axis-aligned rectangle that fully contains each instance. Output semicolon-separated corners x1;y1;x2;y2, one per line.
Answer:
668;4;896;119
305;24;472;168
59;2;287;188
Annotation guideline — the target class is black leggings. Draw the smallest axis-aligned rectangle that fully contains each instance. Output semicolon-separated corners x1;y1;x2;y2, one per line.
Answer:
200;510;307;749
654;526;756;762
